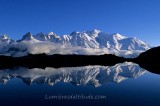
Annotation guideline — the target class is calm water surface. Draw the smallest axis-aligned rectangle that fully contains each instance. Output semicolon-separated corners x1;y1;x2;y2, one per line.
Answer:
0;62;160;106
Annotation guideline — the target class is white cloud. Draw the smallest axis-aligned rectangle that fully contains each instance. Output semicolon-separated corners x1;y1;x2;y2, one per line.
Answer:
1;41;142;58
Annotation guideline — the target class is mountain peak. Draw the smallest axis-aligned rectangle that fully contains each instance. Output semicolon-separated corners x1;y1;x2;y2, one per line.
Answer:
26;32;32;35
0;34;15;44
112;33;127;40
36;32;44;35
34;32;47;41
48;32;55;35
70;31;80;36
83;29;101;38
92;29;101;33
47;32;59;40
0;34;9;40
21;32;34;41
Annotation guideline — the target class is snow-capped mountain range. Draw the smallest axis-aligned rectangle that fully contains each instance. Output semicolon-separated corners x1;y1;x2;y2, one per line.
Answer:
0;62;146;87
0;29;150;57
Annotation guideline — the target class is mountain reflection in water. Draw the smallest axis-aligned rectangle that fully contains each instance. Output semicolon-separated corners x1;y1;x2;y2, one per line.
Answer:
0;62;146;87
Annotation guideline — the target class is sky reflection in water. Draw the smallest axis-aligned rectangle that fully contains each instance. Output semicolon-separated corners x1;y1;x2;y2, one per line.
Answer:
0;62;160;106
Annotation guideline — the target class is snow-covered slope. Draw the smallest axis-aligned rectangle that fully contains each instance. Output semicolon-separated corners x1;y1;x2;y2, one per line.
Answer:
0;34;15;53
19;32;40;42
18;29;150;51
0;30;150;57
0;62;146;87
0;34;15;46
34;32;48;41
0;34;14;43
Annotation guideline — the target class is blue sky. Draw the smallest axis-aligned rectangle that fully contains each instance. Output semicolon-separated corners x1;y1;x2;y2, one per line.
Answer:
0;0;160;46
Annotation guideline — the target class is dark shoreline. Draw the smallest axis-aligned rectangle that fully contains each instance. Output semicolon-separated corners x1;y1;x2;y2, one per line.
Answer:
1;45;160;75
0;54;128;69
